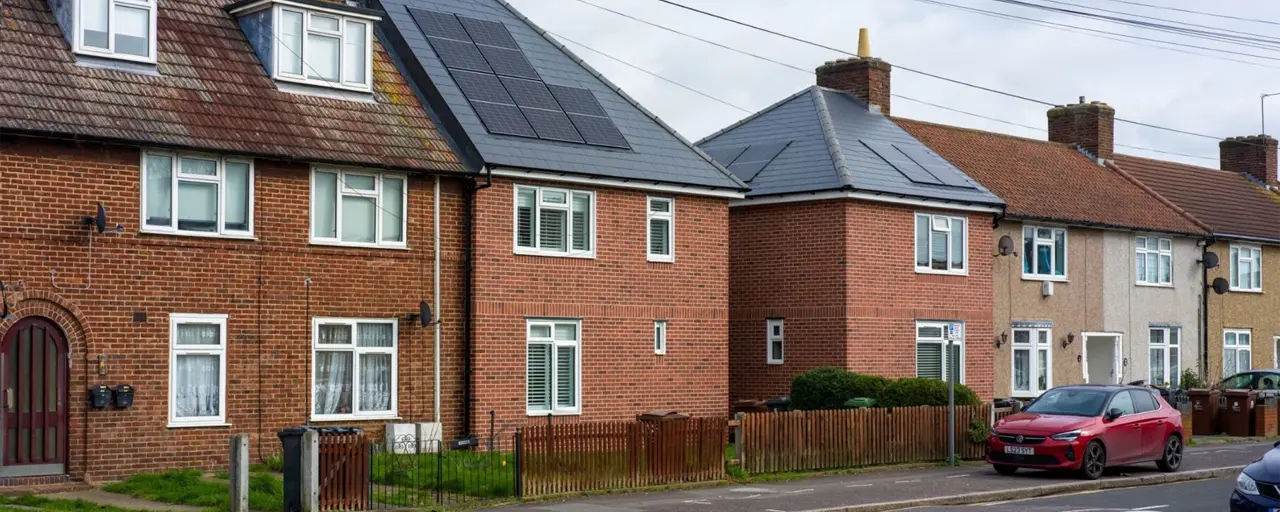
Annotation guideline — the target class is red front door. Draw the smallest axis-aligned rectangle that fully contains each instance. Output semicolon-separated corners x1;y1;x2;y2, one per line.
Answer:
0;318;68;476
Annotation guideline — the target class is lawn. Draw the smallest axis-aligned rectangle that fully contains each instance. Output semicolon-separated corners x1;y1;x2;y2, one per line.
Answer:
104;469;283;512
0;494;149;512
371;450;515;499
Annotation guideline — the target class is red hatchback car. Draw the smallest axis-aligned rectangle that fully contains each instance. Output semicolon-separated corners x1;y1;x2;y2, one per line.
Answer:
987;385;1184;479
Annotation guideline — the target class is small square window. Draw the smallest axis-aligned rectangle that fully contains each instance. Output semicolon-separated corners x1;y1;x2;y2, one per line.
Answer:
915;213;966;274
766;319;784;365
71;0;157;63
514;185;594;258
647;197;674;262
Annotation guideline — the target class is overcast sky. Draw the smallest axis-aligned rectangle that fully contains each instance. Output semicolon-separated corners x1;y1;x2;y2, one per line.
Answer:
504;0;1280;166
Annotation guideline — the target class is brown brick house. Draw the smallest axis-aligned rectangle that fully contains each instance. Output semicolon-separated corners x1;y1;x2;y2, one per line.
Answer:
697;55;1005;402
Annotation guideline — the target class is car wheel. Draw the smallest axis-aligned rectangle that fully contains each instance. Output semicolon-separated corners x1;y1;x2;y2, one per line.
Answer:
1156;434;1183;472
993;464;1018;475
1079;441;1106;480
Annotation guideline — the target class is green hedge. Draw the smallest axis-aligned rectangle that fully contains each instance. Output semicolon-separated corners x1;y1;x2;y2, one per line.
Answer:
790;368;978;410
791;367;859;410
878;378;980;408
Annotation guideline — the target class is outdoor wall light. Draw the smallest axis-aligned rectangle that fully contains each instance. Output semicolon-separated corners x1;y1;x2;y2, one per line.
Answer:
1062;331;1075;349
994;331;1008;349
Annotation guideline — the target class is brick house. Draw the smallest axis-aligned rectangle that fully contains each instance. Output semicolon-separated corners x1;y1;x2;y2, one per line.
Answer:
376;0;746;431
1118;136;1280;383
900;103;1209;398
697;54;1005;402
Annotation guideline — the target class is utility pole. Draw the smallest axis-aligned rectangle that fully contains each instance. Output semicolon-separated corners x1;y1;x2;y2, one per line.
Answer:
947;328;956;467
1262;92;1280;135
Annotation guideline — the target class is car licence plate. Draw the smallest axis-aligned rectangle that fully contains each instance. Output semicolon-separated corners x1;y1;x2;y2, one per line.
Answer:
1004;446;1034;455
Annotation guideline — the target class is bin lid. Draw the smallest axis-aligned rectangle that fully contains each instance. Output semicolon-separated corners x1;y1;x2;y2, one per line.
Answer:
637;410;689;421
277;426;316;438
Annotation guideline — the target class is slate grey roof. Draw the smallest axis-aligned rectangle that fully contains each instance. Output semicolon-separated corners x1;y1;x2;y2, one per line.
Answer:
697;86;1003;206
378;0;746;192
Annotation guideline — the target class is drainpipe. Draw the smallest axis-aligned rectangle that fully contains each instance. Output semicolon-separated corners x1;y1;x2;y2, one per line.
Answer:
1200;238;1216;380
461;167;492;437
433;175;441;424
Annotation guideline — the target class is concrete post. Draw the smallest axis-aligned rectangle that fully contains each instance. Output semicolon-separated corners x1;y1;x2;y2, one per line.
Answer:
733;412;745;464
300;430;320;512
229;435;249;512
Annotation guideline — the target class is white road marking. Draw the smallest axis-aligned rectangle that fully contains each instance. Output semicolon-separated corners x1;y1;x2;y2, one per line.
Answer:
894;479;921;484
946;473;970;478
788;488;814;494
682;499;712;505
766;509;786;512
846;483;873;488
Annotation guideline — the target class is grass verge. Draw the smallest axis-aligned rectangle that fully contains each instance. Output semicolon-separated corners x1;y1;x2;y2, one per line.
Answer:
104;469;283;512
0;494;149;512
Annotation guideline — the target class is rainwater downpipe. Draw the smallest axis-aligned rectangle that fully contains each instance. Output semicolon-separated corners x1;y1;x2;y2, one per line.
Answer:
433;175;441;424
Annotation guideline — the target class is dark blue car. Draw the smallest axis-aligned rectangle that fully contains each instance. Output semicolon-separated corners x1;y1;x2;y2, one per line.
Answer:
1232;441;1280;510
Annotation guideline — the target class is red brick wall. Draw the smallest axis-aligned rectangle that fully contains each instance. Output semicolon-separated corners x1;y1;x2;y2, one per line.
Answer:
0;136;466;481
728;198;996;402
470;178;729;430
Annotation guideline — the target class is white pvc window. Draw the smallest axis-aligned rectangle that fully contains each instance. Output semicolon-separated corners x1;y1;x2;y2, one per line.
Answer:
654;320;667;355
1225;329;1252;377
311;318;398;420
1135;236;1173;286
766;319;784;365
310;169;407;248
915;213;966;274
514;185;594;258
647;197;674;262
142;151;254;238
274;6;373;92
1012;328;1051;397
169;314;227;427
917;321;964;383
74;0;157;63
1230;245;1262;292
526;319;581;415
1149;327;1180;388
1023;226;1067;279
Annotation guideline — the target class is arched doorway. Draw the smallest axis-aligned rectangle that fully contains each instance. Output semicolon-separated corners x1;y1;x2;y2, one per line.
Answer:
0;318;68;476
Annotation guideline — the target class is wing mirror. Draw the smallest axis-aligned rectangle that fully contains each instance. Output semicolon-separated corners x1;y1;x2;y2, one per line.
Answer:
1104;408;1123;421
1273;440;1280;449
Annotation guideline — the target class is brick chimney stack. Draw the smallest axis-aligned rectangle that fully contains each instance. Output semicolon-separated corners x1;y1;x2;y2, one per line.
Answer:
1047;97;1115;161
1220;135;1279;187
816;28;892;115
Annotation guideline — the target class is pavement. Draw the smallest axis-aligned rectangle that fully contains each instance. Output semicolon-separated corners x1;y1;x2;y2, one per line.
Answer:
906;476;1234;511
492;441;1274;512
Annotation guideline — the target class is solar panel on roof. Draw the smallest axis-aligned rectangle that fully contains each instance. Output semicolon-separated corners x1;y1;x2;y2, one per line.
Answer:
457;16;519;49
477;45;539;79
727;160;769;182
452;70;513;104
861;140;943;186
470;101;537;138
428;37;491;73
702;145;749;167
568;113;630;149
410;8;470;41
721;141;790;181
896;145;976;189
499;77;559;110
522;108;585;143
546;85;608;117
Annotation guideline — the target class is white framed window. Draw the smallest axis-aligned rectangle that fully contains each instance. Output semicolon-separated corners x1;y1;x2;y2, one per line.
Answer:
1011;328;1051;397
766;319;784;365
917;321;964;383
311;318;398;420
915;213;967;274
273;5;374;92
169;313;227;427
73;0;157;63
514;185;594;258
527;319;581;416
310;168;407;248
1023;226;1067;280
1224;329;1252;377
654;320;667;355
1149;327;1180;388
1135;236;1173;286
141;151;254;238
647;197;675;262
1230;245;1262;292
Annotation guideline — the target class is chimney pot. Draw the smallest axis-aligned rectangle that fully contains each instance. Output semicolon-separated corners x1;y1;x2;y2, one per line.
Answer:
1079;95;1085;103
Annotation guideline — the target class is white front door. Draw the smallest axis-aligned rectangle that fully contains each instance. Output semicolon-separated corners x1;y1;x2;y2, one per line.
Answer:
1085;335;1120;384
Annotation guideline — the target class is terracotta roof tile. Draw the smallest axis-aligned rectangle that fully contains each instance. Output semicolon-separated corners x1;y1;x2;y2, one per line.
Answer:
895;118;1204;235
0;0;464;172
1115;154;1280;242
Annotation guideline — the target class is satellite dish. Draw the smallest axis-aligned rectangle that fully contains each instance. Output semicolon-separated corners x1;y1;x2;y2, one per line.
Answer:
997;235;1015;256
1212;277;1230;295
83;203;107;234
1203;252;1219;269
419;300;432;328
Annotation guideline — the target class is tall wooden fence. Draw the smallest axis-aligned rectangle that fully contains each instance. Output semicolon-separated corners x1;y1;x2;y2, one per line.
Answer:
317;430;370;511
517;417;726;497
739;405;1007;474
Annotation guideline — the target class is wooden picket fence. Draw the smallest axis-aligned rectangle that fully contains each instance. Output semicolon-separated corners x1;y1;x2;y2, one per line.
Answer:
316;430;370;511
739;405;1006;474
516;417;726;497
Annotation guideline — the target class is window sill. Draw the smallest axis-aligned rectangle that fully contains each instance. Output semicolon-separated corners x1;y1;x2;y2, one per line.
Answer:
526;410;581;417
140;229;255;241
1022;275;1068;283
916;268;969;277
1229;288;1264;294
168;422;231;429
647;256;675;264
311;415;401;422
74;48;157;65
514;248;596;259
1010;392;1043;399
1136;282;1174;288
767;361;784;366
310;240;410;251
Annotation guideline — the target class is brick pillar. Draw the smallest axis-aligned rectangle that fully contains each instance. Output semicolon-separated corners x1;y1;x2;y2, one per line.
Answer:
1220;135;1278;187
816;57;892;115
1047;100;1115;161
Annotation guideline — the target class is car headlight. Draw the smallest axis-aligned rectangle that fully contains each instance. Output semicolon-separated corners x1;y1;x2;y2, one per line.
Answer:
989;427;999;437
1238;472;1260;496
1050;429;1082;442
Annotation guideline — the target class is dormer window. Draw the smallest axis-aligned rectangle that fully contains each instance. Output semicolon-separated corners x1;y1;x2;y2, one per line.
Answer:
228;0;378;94
49;0;157;63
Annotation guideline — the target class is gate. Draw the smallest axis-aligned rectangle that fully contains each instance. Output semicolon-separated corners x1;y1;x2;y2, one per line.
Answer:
364;434;515;510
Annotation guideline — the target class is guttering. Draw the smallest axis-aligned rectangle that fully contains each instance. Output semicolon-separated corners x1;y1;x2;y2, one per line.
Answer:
731;188;1004;213
489;167;745;199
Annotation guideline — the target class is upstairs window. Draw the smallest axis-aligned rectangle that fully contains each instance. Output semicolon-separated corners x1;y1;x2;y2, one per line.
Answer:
1023;226;1067;280
766;319;784;365
73;0;157;63
915;213;966;274
142;151;253;237
514;185;594;258
276;7;371;91
310;169;406;248
1230;245;1262;292
1135;236;1173;286
647;197;674;262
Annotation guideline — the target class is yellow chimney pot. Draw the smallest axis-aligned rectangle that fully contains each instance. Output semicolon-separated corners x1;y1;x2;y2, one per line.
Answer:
857;28;871;58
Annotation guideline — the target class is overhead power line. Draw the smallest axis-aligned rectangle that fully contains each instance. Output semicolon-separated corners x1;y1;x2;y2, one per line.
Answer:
1035;0;1280;44
985;0;1280;51
1099;0;1280;27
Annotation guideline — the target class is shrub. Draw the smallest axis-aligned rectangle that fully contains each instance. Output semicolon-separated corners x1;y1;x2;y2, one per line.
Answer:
791;367;859;410
851;374;891;402
1180;368;1208;390
878;378;980;408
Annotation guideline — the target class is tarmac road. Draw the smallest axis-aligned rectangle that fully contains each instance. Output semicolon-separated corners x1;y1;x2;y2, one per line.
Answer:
904;476;1234;511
